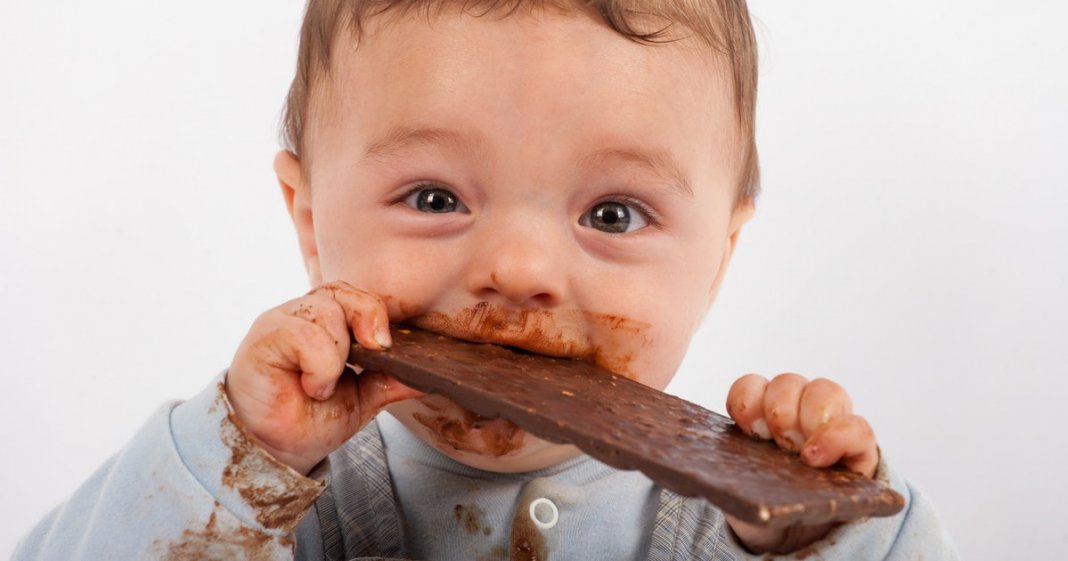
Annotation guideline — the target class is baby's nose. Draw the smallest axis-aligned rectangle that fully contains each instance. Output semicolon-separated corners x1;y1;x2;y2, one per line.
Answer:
464;218;569;307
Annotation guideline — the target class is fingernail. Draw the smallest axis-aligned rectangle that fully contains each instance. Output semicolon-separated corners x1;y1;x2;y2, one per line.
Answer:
783;430;805;449
318;381;336;400
375;327;392;349
751;419;771;440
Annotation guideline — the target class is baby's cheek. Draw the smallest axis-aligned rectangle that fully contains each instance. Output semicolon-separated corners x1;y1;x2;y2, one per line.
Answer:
627;322;695;391
581;312;660;382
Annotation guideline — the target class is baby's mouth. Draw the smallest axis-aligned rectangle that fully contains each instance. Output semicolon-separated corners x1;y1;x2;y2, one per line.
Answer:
501;344;539;356
394;302;651;457
408;302;599;362
399;305;591;457
407;301;650;379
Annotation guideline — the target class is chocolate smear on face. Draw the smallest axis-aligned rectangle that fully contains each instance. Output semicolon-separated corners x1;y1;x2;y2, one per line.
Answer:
412;303;649;378
411;394;526;456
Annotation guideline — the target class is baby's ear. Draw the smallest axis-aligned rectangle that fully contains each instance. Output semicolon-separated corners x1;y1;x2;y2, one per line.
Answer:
705;198;756;312
274;150;321;286
726;198;756;246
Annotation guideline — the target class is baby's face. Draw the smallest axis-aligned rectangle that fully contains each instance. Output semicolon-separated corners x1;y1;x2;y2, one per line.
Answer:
279;8;753;472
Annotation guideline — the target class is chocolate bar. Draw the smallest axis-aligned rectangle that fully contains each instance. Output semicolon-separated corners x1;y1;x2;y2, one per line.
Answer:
348;326;903;528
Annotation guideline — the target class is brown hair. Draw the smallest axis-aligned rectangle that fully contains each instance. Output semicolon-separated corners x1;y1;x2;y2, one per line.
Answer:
281;0;760;204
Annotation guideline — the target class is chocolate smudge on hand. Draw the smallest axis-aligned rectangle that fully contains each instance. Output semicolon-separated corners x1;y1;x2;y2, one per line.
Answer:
216;382;325;531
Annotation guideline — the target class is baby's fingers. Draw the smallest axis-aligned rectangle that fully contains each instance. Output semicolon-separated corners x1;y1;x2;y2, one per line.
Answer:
310;281;392;351
284;293;351;364
246;312;347;401
353;369;426;426
726;374;771;439
798;378;853;437
800;415;879;478
764;373;808;451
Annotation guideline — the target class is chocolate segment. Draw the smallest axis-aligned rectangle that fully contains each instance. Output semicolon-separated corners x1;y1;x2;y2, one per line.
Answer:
349;326;904;528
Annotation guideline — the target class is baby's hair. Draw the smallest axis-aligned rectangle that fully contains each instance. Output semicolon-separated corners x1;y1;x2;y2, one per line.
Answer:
281;0;760;205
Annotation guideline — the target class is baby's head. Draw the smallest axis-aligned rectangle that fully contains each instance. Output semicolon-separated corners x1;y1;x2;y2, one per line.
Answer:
275;0;759;471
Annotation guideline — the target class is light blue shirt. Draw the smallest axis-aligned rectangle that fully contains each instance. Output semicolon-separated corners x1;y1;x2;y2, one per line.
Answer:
378;412;659;560
13;373;959;560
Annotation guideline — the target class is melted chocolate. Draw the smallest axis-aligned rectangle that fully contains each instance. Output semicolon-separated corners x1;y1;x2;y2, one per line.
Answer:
411;303;648;377
349;327;904;528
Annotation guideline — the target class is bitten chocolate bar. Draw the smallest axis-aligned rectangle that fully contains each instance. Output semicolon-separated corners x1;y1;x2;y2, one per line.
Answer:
349;326;904;528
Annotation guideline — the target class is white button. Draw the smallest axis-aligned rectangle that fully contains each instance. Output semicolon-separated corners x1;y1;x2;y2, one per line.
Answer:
529;497;559;530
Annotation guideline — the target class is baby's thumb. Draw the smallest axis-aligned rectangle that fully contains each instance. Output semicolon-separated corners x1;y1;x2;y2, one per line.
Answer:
355;369;424;424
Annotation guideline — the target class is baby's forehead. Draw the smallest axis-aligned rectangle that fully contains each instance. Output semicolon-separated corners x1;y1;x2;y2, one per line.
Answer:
348;6;730;80
314;11;740;175
284;1;760;203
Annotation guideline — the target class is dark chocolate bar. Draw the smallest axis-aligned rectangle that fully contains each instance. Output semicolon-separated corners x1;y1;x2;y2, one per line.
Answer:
348;326;904;528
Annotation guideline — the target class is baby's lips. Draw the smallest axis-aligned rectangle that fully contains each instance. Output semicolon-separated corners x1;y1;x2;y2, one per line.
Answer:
452;333;587;361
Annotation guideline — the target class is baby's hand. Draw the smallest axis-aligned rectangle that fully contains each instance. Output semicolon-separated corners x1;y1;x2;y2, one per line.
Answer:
724;373;879;553
226;281;423;475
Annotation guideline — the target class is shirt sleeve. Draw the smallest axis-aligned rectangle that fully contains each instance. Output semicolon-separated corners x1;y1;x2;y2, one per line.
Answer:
12;372;329;561
719;456;959;560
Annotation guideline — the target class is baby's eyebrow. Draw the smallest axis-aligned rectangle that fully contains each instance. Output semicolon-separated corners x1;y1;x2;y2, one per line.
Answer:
363;125;483;164
581;146;693;199
362;125;693;199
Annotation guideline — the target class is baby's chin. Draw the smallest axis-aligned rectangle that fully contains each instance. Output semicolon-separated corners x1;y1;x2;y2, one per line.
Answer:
385;395;583;473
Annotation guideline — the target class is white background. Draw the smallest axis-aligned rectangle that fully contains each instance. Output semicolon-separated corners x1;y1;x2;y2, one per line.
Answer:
1;1;1066;558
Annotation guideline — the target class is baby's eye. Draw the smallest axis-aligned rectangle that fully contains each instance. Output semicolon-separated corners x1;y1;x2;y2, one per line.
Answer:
579;200;650;234
403;186;468;213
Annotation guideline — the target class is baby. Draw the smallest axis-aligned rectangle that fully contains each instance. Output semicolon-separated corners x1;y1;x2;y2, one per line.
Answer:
15;1;956;559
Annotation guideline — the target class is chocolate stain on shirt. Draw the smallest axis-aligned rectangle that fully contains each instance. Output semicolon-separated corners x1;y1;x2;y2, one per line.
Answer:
510;508;549;561
479;546;509;561
156;501;294;561
158;385;324;558
216;383;324;531
454;503;493;536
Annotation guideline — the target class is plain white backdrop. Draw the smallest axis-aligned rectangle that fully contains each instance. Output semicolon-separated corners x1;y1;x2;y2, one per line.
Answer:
1;1;1066;558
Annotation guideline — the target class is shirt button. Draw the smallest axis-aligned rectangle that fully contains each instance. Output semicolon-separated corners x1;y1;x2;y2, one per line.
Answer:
528;497;559;530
